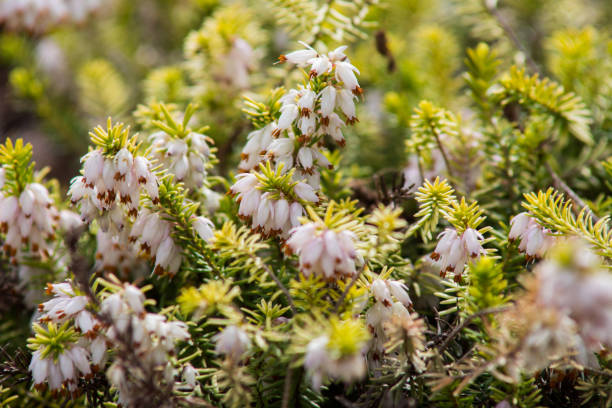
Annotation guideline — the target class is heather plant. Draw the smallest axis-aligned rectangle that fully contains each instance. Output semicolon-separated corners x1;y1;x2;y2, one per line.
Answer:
1;1;612;407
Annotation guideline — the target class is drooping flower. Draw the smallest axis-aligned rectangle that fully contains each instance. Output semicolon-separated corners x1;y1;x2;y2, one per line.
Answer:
370;278;412;308
229;167;319;237
241;43;362;190
129;209;182;276
192;216;215;242
223;38;256;89
430;227;485;281
38;281;100;337
95;229;146;279
29;345;92;393
535;239;612;350
303;318;368;390
0;182;59;260
509;212;555;259
286;222;359;280
149;130;213;191
28;321;92;394
69;146;158;231
239;123;276;172
213;325;250;361
366;275;414;366
99;283;190;406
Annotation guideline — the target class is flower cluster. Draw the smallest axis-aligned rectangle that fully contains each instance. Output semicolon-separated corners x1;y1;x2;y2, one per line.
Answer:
29;334;92;394
221;38;255;89
101;283;190;406
239;43;361;189
69;145;158;229
95;229;146;279
129;209;182;276
0;0;102;33
536;240;612;349
366;277;413;364
0;179;59;260
286;221;359;280
29;281;190;400
183;4;263;91
509;212;555;259
39;282;101;338
149;130;213;191
430;227;485;281
304;318;368;390
28;281;107;394
499;299;581;378
229;166;319;237
382;307;428;371
214;325;251;362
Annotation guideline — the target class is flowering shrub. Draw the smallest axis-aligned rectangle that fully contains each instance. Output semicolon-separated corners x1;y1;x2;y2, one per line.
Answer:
1;1;612;407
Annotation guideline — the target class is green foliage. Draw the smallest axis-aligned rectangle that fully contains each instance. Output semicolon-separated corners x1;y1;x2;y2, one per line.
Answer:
491;66;594;145
489;376;543;408
178;279;240;319
464;42;500;117
0;386;18;407
255;161;319;206
211;221;269;281
88;118;139;156
242;88;284;129
27;322;79;361
467;257;507;313
77;59;130;118
446;197;490;236
407;100;458;155
269;0;379;45
8;67;43;100
143;67;186;103
523;188;612;259
409;177;455;241
604;157;612;180
319;151;352;200
154;177;217;279
0;138;35;196
3;1;612;407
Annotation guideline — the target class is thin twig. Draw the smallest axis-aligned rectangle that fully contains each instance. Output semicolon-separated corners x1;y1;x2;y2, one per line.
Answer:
281;364;294;408
332;266;364;314
545;162;600;222
438;306;510;353
416;149;425;186
433;130;455;181
484;3;541;75
260;261;298;315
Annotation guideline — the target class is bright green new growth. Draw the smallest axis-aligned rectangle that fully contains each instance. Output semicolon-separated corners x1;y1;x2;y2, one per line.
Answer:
28;322;79;361
409;177;454;241
409;177;491;241
243;88;284;129
179;279;240;319
152;103;207;139
327;317;369;357
523;188;612;259
0;138;35;196
491;66;593;145
407;100;459;155
254;161;319;205
464;43;500;116
446;197;490;236
269;0;378;44
467;257;507;313
88;117;139;156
